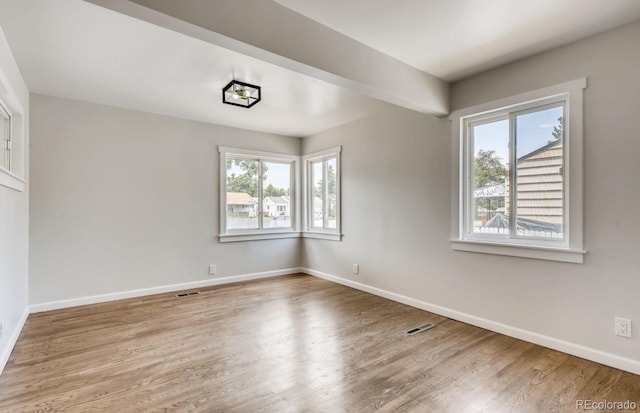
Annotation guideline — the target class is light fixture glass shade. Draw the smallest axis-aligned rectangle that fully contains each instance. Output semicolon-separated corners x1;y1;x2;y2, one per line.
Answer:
222;80;261;108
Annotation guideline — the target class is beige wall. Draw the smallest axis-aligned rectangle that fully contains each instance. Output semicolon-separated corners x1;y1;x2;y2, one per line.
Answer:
0;27;29;372
303;21;640;367
29;95;302;304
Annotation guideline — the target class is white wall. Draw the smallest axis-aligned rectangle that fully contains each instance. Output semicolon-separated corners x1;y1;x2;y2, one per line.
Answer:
302;21;640;370
101;0;449;115
29;95;301;305
0;27;29;372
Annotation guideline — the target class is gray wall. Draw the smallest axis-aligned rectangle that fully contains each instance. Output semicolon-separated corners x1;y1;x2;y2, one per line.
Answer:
26;19;640;369
0;27;29;370
302;21;640;363
29;95;302;304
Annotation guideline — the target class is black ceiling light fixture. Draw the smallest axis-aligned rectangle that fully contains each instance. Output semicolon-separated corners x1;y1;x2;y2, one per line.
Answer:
222;80;261;108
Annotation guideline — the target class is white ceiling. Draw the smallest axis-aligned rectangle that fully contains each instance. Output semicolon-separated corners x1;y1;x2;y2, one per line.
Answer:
274;0;640;81
0;0;389;137
2;1;640;137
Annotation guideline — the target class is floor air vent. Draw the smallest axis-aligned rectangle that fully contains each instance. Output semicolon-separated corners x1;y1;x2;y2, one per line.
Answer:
405;323;436;336
175;291;200;298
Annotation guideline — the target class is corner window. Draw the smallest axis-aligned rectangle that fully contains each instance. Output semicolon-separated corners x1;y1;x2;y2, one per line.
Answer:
303;146;341;241
451;79;586;263
219;147;298;242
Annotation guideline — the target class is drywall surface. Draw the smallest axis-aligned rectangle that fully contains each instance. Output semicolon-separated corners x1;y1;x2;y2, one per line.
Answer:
29;95;301;304
0;26;29;372
90;0;448;115
302;21;640;365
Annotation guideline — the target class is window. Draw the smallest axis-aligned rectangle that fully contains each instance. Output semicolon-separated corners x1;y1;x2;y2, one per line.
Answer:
451;79;586;263
0;86;24;191
303;146;341;240
219;147;298;242
0;101;11;172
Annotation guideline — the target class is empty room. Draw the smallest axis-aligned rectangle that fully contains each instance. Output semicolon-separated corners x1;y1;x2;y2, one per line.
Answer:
1;0;639;411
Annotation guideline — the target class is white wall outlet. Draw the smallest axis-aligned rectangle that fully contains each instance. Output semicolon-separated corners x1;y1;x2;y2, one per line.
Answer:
615;317;632;338
0;320;3;337
353;264;359;274
208;264;216;276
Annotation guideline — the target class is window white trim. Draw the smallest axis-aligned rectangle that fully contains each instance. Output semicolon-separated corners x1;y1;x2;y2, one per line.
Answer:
0;66;25;192
303;146;342;241
0;101;11;171
219;146;300;242
450;240;586;264
219;231;300;243
450;78;586;263
0;166;24;192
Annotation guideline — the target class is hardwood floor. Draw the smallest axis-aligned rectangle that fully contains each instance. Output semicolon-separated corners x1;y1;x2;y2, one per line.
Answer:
0;274;638;412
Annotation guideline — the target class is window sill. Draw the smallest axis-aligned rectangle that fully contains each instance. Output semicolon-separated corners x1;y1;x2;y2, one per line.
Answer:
0;167;24;191
451;239;585;264
302;232;342;241
219;231;300;243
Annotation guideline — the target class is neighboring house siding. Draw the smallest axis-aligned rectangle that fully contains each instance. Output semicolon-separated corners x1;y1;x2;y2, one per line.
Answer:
263;196;290;217
514;142;563;224
227;192;256;217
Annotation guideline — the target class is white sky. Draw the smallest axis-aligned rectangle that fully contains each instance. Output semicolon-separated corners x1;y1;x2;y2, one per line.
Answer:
227;160;291;190
473;105;563;165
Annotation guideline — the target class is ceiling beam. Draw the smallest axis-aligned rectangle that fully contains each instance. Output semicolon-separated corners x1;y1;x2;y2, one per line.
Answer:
85;0;449;116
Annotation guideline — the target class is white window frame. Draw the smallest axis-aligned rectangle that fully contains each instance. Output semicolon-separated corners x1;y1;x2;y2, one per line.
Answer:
0;101;11;171
303;146;342;241
450;78;586;263
0;69;25;192
219;146;299;243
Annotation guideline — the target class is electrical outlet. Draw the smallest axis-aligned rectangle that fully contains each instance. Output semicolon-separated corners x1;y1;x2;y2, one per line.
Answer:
615;317;632;338
0;320;3;337
208;264;216;276
353;264;359;274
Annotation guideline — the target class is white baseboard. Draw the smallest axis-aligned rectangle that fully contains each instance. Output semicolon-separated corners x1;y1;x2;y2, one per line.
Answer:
21;267;640;376
30;268;303;313
0;307;29;376
301;268;640;376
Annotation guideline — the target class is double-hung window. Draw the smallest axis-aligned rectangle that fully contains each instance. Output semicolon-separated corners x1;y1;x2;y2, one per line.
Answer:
0;87;24;192
303;146;341;240
219;147;298;242
0;101;10;172
451;79;586;263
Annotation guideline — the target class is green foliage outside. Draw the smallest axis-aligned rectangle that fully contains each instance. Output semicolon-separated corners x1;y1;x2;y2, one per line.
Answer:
551;116;563;143
313;163;336;198
226;159;259;197
314;163;337;219
264;184;287;197
226;159;289;198
474;150;507;189
474;150;507;217
473;116;562;220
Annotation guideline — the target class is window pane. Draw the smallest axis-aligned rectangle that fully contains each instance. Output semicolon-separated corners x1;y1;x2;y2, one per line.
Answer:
471;119;509;235
226;158;259;229
326;158;337;229
263;161;292;229
311;161;323;228
0;104;9;171
515;106;564;239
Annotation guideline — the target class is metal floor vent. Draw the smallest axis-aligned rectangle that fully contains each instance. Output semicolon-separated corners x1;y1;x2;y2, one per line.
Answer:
405;323;436;336
175;291;200;298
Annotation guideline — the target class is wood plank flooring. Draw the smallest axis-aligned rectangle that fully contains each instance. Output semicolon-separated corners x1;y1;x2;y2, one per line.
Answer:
0;274;638;412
